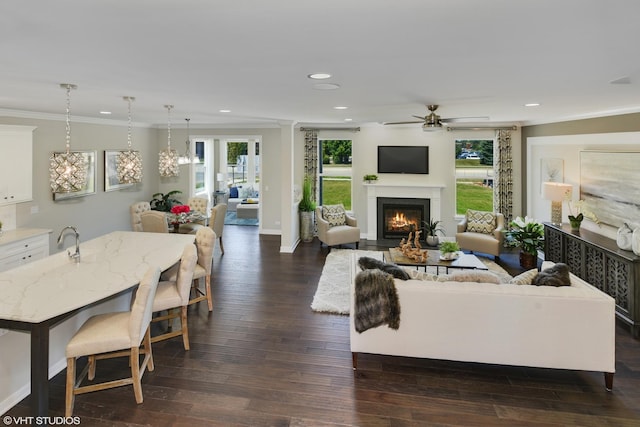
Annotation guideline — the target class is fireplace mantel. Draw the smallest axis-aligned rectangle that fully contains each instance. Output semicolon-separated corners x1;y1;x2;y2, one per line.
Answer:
364;182;444;240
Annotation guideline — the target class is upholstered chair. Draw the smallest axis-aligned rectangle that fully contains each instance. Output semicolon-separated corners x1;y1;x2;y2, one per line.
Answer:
187;197;208;224
150;243;198;350
64;267;161;417
316;205;360;251
140;211;169;233
130;201;151;232
209;203;227;255
456;210;505;259
161;228;216;311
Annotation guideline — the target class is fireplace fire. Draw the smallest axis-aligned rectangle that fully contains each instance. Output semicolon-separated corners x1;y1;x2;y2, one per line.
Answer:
377;197;430;241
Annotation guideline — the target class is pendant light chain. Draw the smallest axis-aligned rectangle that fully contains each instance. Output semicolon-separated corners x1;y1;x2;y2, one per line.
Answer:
127;97;133;150
64;84;72;154
117;96;143;184
167;104;172;149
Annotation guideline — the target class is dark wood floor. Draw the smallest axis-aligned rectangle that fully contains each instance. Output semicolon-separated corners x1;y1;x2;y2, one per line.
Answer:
6;226;640;426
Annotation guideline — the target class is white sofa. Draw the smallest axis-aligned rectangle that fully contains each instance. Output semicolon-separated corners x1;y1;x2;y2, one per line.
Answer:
349;254;616;389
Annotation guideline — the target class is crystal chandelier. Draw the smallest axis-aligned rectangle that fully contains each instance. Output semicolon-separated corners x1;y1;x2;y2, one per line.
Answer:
49;84;87;193
178;118;192;165
117;96;143;184
159;104;179;177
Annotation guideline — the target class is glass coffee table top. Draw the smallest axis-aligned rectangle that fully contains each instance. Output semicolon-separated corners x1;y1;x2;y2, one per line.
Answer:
385;247;488;272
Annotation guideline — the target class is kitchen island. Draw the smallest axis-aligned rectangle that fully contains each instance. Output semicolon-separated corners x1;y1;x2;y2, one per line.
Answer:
0;231;195;418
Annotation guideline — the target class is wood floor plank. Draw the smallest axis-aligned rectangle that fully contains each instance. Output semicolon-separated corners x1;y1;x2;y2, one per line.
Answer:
4;226;640;425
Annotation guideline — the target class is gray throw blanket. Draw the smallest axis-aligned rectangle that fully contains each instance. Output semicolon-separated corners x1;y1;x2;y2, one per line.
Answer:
354;269;401;333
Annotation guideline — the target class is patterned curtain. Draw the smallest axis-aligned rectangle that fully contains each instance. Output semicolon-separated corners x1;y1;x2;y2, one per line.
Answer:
304;129;318;201
493;129;513;224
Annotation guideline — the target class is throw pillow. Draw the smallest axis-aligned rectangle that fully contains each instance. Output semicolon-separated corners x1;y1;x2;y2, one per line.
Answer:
229;186;239;199
466;209;497;234
354;269;401;333
240;185;255;199
532;262;571;287
358;256;410;280
322;204;347;227
446;270;502;284
509;268;539;285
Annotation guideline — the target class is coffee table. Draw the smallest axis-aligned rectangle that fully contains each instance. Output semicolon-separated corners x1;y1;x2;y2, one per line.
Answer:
385;247;488;274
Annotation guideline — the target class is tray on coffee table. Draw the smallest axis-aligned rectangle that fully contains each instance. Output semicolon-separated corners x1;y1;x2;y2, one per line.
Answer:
385;247;488;273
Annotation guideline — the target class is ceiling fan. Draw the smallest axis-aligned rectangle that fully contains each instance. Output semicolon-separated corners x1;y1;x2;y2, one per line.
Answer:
384;105;489;131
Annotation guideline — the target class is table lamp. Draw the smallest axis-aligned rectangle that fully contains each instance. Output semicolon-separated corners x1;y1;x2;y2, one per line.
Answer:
216;173;225;191
542;182;572;225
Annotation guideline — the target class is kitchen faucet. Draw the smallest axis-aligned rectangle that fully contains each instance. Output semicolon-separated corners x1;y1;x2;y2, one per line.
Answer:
57;226;81;263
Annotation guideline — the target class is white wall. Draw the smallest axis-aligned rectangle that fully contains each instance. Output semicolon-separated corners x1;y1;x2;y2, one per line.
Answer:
527;131;640;240
299;124;522;239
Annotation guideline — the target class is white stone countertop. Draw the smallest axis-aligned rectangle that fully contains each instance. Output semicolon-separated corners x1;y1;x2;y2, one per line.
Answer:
0;231;195;323
0;228;52;247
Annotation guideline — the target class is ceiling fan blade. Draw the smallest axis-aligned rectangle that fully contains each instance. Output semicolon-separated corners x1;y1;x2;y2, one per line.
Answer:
412;115;427;121
441;116;490;123
383;120;424;125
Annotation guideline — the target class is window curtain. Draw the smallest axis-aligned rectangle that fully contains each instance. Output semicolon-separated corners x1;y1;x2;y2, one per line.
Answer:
304;129;318;201
493;129;513;224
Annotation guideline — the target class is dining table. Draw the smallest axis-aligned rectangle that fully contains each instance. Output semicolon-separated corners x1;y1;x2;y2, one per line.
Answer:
0;230;195;418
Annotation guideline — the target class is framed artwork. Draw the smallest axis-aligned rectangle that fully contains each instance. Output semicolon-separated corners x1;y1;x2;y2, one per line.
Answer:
580;151;640;228
104;150;134;191
53;150;97;201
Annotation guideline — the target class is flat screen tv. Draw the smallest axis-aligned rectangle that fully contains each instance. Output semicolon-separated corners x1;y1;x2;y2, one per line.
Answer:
377;145;429;174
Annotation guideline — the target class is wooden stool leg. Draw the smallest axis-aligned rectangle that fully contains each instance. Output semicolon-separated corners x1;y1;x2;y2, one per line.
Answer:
130;346;143;403
65;358;76;417
205;275;213;311
181;306;190;350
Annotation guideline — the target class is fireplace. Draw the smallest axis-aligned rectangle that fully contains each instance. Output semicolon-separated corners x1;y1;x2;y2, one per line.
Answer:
377;197;430;241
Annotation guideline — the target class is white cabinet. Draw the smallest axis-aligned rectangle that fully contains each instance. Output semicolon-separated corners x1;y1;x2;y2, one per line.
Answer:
0;125;35;206
0;231;50;273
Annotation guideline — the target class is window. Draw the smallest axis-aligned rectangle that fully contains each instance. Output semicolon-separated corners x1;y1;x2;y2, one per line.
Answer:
319;139;352;210
455;139;494;215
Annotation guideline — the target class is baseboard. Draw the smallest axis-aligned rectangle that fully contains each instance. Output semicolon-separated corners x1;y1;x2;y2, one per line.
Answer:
259;228;281;236
0;357;66;415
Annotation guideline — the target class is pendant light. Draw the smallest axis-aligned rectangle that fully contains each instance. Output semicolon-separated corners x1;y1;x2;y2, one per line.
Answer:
49;84;87;193
117;96;143;184
159;104;179;177
178;118;192;165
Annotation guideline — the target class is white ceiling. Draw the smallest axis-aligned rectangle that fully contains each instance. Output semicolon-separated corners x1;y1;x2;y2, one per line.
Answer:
1;0;639;128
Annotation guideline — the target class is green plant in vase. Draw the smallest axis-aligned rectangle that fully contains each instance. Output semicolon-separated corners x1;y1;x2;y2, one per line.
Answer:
363;174;378;183
299;176;316;242
150;190;183;212
422;218;444;247
504;216;544;268
439;241;460;260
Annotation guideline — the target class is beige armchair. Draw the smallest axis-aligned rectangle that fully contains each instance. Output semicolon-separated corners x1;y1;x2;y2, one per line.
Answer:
316;205;360;251
456;210;504;259
209;203;227;255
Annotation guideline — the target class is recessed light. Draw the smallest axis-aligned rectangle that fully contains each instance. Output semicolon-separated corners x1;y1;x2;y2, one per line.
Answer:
219;109;231;113
313;83;340;90
99;111;112;115
308;73;331;80
344;118;353;122
524;103;540;107
334;106;348;110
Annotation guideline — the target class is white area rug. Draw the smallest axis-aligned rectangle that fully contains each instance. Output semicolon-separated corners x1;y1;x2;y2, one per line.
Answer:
310;249;511;315
311;250;382;315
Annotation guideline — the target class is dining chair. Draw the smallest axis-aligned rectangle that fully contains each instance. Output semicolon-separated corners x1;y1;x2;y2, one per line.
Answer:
210;203;227;255
162;228;216;311
140;210;169;233
130;201;151;232
150;243;198;350
187;197;209;225
64;267;161;417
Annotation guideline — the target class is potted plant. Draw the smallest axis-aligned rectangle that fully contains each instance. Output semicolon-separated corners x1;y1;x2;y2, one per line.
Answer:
150;190;183;212
363;174;378;184
299;176;316;242
422;218;444;247
504;216;544;269
439;241;460;260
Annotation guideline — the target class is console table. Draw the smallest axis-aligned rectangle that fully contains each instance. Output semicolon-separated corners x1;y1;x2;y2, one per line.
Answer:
544;222;640;336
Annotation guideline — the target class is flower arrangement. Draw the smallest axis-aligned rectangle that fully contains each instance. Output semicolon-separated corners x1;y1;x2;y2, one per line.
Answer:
170;205;191;214
504;216;544;255
566;199;600;226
